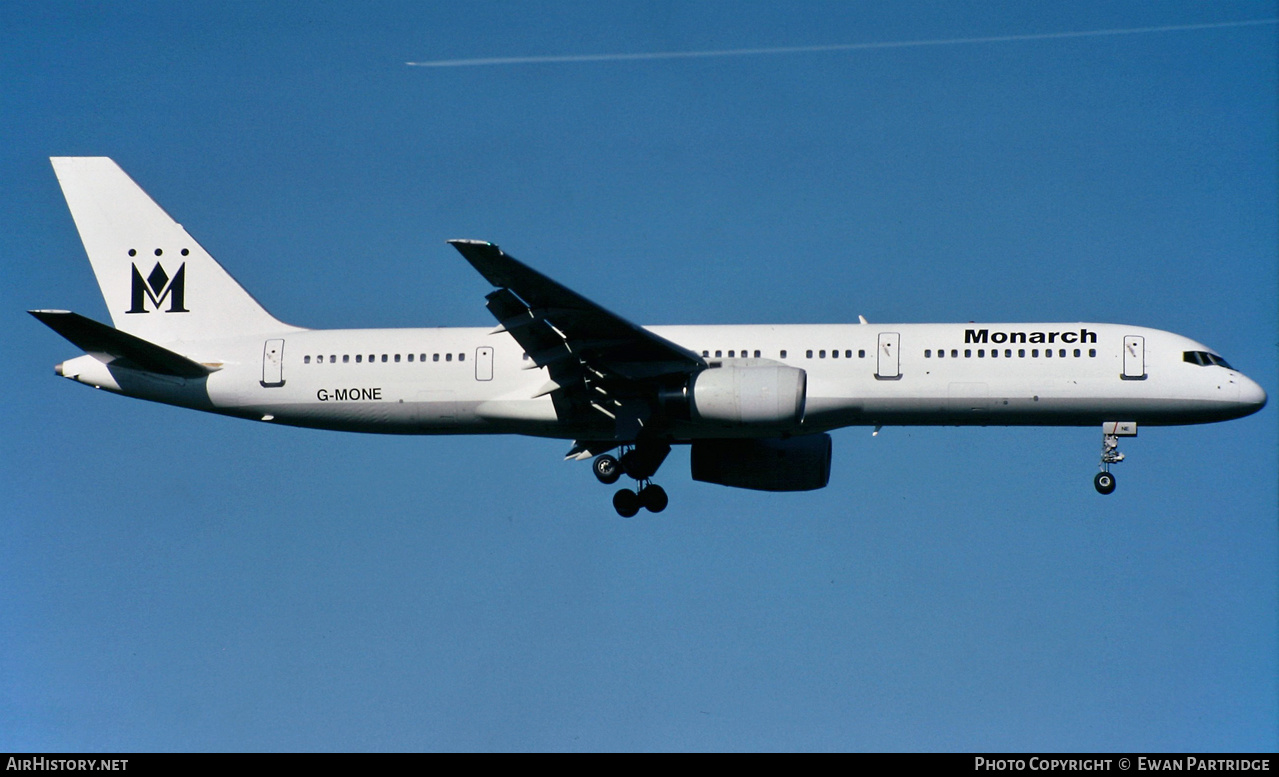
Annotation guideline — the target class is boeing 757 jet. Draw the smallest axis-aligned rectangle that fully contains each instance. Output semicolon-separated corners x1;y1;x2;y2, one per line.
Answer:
31;158;1267;515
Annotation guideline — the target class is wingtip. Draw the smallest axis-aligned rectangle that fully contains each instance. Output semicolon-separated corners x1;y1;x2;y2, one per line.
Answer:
447;239;502;258
29;309;72;320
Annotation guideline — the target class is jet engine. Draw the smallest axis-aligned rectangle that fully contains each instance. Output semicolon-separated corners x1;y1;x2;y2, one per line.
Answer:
690;434;832;491
682;365;807;427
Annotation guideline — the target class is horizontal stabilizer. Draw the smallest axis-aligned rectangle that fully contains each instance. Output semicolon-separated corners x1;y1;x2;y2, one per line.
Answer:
29;310;214;378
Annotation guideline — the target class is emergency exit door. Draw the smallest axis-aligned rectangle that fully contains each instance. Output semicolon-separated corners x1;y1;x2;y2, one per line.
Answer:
475;346;494;381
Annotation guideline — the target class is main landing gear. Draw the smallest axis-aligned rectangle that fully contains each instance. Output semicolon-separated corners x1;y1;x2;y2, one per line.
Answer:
1094;422;1136;495
611;482;668;517
594;442;671;516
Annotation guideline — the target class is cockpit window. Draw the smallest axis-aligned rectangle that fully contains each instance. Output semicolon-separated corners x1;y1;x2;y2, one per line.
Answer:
1184;351;1233;369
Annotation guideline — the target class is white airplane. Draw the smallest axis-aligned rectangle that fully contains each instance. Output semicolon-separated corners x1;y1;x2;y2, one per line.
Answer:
33;157;1267;516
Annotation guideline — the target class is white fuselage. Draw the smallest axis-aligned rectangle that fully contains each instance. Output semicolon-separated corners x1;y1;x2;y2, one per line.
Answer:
57;321;1267;440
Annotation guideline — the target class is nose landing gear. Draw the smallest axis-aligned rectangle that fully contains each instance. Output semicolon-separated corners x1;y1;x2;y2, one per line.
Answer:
1094;471;1117;495
1095;422;1136;495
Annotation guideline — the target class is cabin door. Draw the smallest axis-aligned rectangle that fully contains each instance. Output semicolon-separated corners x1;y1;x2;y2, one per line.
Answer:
261;339;285;387
876;332;901;379
1123;335;1145;380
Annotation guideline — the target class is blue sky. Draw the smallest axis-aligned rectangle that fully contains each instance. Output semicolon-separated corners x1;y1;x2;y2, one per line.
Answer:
2;1;1275;752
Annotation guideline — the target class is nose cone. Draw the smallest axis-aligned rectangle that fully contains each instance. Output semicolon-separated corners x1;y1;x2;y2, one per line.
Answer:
1239;376;1267;414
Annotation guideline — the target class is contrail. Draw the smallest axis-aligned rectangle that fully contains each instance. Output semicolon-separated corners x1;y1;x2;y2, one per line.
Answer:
406;18;1276;68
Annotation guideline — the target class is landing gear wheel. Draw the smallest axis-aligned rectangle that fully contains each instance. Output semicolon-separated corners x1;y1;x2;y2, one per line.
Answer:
593;454;621;485
639;484;668;513
1094;472;1117;495
613;488;640;517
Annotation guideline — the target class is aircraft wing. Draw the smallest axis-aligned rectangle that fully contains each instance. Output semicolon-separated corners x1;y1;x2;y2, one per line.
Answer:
449;240;705;435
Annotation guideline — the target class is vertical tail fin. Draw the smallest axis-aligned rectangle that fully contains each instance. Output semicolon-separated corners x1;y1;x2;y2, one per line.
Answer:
51;157;298;344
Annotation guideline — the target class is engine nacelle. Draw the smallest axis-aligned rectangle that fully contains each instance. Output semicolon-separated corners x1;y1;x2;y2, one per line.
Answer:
688;365;807;426
691;434;832;492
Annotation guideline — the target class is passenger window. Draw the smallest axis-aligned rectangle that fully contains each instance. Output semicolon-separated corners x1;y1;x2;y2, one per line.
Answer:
381;354;387;362
991;349;998;358
1074;349;1080;358
433;354;440;362
754;350;761;358
1004;349;1011;358
964;349;971;358
819;350;826;358
304;355;311;364
1032;349;1039;357
859;350;866;358
951;350;958;358
356;354;362;363
1059;349;1066;358
806;350;813;358
1019;349;1026;358
1089;349;1096;357
446;353;452;362
522;353;529;361
780;350;788;359
408;354;414;362
702;350;709;357
1045;349;1052;358
845;350;852;358
832;350;839;359
343;355;350;363
330;355;336;363
728;350;735;358
938;349;945;358
459;353;465;361
394;354;400;363
715;350;722;358
977;349;984;357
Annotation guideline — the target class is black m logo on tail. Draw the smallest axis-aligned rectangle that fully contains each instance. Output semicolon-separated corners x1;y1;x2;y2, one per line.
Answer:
127;263;188;314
